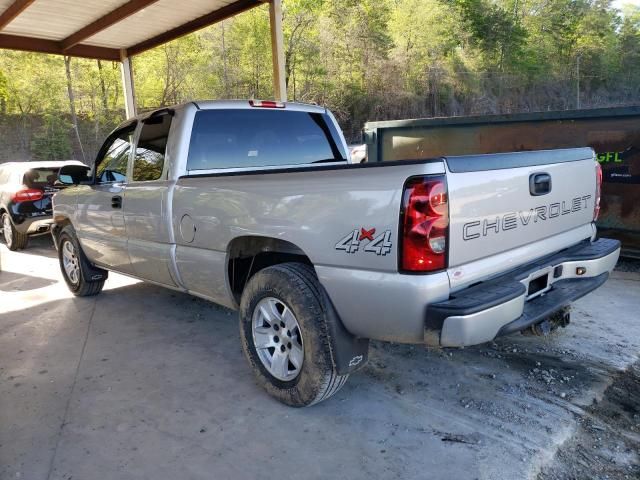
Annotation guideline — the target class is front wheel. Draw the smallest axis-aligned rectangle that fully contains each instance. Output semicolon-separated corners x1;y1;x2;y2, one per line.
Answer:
57;228;107;296
239;263;349;407
2;212;28;251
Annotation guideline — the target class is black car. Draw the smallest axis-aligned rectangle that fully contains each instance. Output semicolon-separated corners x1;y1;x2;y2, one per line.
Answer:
0;161;85;251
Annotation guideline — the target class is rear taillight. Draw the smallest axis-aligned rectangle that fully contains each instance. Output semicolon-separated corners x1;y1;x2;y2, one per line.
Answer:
400;176;449;272
594;162;602;221
12;188;44;202
249;100;285;108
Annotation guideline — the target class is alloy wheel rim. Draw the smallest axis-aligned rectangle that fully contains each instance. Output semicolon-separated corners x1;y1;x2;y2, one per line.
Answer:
3;215;12;247
251;297;304;381
62;240;80;285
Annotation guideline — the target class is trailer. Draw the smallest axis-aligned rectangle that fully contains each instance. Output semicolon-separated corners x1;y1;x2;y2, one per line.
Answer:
364;107;640;257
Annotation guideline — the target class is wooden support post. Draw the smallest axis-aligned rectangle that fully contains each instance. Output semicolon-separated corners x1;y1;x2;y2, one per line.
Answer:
269;0;286;102
120;51;137;118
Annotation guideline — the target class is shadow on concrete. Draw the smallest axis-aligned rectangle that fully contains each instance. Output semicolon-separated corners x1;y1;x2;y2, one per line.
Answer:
0;235;57;260
0;270;58;291
15;235;58;259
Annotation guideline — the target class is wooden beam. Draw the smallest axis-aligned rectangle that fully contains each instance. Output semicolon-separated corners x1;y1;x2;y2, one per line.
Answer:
127;0;262;57
0;33;122;61
66;42;122;61
61;0;161;51
0;0;36;30
269;0;286;102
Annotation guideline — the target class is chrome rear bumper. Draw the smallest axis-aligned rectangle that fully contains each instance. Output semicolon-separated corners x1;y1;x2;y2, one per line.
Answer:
426;238;620;347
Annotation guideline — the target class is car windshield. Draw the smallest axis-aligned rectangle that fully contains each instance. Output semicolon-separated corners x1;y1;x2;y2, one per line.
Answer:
22;168;60;189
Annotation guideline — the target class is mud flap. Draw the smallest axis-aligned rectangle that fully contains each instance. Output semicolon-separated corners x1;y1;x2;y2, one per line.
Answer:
320;288;369;375
80;259;109;282
60;224;108;282
50;224;61;250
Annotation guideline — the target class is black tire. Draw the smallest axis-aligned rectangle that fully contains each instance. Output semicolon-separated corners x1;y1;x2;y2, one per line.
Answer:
240;262;349;407
2;212;28;251
57;226;107;297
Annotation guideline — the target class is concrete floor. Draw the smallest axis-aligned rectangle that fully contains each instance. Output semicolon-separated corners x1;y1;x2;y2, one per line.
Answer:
1;236;639;480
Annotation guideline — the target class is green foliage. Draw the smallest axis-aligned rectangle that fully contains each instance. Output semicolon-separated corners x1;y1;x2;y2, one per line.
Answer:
618;4;640;81
31;114;73;160
449;0;527;68
0;0;639;151
0;51;67;115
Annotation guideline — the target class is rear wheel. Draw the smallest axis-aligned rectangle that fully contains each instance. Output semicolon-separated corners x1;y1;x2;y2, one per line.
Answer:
1;212;28;251
239;263;349;407
57;228;107;296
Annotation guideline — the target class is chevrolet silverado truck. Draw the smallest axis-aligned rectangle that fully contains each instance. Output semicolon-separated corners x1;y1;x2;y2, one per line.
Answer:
51;100;620;407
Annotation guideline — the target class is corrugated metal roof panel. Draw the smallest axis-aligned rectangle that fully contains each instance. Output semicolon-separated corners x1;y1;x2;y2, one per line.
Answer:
2;0;129;41
0;0;264;60
83;0;234;49
0;0;17;12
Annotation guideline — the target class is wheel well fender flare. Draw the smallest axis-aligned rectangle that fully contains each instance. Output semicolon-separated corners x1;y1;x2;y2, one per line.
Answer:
228;235;369;374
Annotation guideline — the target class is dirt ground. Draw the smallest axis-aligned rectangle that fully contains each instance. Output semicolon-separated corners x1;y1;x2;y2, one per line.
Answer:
1;237;639;480
538;360;640;480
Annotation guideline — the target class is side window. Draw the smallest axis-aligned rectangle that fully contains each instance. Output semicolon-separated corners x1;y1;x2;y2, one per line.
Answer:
95;126;135;184
133;113;172;182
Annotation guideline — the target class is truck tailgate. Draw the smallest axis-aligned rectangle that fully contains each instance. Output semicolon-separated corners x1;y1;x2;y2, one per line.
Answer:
446;148;597;267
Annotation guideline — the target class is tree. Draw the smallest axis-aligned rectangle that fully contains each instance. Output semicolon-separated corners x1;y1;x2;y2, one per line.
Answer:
1;0;639;155
31;114;72;160
447;0;527;70
618;5;640;84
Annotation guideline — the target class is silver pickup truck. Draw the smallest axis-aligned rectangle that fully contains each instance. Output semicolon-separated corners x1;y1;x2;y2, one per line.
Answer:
52;100;620;406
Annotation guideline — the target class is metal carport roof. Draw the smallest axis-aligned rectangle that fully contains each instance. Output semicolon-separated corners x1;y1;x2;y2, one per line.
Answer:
0;0;287;116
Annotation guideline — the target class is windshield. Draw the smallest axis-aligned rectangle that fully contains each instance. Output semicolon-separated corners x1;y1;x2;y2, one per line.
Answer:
187;109;347;171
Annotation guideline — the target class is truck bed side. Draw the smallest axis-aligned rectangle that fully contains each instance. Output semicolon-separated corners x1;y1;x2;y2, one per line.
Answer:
171;160;445;310
171;148;600;344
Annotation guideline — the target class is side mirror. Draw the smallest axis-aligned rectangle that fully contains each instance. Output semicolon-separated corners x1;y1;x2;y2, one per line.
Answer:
58;164;92;185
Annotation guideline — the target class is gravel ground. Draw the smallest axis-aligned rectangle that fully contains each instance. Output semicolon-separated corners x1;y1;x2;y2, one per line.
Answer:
1;237;639;480
614;257;640;273
538;361;640;480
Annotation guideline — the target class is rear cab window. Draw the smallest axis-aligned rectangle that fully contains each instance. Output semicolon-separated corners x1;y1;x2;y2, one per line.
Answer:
186;109;347;171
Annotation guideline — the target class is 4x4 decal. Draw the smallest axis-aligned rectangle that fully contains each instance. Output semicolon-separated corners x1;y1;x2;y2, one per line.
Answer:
335;227;392;256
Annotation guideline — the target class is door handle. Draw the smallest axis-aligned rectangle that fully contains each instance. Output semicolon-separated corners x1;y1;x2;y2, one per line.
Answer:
111;195;122;209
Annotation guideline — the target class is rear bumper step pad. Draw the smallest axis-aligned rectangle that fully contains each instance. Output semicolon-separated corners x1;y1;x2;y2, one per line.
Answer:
425;238;620;347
